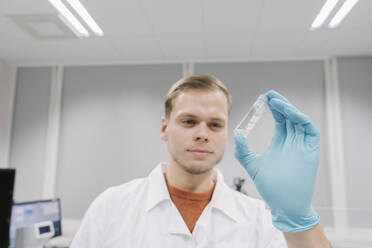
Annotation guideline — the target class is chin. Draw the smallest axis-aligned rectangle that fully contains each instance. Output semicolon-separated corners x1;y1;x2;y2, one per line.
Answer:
182;161;215;175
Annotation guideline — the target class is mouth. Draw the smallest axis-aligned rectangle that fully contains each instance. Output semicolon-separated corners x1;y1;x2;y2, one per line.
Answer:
187;149;212;158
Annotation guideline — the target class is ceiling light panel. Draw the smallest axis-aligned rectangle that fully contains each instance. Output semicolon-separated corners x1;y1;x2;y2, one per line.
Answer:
65;0;104;36
48;0;89;37
329;0;360;28
311;0;339;30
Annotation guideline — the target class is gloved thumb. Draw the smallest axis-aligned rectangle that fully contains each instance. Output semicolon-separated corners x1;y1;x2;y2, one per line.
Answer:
234;133;259;179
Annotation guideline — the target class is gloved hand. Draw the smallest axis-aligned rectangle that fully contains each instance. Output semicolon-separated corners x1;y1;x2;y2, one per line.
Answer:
234;90;320;233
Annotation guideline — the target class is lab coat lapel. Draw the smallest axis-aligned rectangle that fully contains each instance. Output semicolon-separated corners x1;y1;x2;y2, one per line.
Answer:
167;202;192;237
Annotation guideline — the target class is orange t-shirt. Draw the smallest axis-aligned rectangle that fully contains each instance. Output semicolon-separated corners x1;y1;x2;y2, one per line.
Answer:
164;173;216;233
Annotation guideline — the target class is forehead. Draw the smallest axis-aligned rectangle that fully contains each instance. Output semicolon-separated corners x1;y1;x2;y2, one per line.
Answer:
171;89;229;120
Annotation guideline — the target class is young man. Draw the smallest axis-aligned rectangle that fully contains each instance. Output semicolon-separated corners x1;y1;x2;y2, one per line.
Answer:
71;75;331;248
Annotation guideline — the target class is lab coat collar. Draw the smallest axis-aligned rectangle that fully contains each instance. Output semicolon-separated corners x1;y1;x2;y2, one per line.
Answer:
210;166;242;224
145;162;172;212
145;162;241;224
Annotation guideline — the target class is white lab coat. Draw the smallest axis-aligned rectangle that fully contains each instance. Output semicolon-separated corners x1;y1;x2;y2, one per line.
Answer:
70;162;287;248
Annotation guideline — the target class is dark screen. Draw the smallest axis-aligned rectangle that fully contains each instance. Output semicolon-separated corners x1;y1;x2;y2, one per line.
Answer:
39;225;51;234
0;169;15;248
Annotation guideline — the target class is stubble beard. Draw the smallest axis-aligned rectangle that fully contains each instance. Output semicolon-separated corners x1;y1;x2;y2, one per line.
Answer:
172;151;224;175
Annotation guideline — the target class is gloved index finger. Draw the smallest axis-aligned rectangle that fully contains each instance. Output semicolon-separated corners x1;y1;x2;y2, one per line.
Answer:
265;90;291;104
269;98;311;125
264;90;292;124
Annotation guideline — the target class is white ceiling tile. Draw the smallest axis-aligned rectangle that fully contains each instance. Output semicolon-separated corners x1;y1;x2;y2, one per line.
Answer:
259;0;326;29
140;0;203;33
0;0;55;14
251;28;307;57
108;35;164;61
0;15;39;41
2;38;120;64
205;32;253;59
203;0;262;32
297;28;372;57
333;0;372;29
80;0;152;36
157;32;205;60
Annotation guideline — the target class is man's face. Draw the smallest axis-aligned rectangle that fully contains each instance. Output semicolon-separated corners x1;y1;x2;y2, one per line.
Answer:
161;89;229;175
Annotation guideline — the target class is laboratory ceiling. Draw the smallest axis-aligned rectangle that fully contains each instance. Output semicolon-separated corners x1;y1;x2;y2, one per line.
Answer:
0;0;371;65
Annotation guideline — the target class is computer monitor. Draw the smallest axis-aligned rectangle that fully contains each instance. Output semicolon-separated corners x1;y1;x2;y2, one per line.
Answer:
9;199;62;247
0;169;15;248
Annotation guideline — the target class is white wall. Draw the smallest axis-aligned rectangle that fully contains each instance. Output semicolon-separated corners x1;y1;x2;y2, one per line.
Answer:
0;59;16;168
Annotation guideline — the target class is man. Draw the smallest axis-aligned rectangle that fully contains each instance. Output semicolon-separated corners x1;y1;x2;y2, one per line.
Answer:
71;75;331;247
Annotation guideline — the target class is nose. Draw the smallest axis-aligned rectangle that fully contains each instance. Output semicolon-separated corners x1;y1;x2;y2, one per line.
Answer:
193;122;209;142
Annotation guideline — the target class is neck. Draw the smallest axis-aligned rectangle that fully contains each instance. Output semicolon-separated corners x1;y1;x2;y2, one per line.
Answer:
164;161;215;193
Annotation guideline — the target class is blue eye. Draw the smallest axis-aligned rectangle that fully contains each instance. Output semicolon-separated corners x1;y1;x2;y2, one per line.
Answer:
183;120;195;125
211;123;221;128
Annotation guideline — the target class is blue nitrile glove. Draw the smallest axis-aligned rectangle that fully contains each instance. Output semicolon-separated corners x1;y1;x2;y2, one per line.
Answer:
234;90;320;233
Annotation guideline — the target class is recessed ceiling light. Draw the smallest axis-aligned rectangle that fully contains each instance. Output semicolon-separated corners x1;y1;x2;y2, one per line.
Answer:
311;0;339;30
329;0;359;28
65;0;104;36
48;0;89;38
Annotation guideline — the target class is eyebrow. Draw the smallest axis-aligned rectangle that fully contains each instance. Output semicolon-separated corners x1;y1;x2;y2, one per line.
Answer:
177;113;226;122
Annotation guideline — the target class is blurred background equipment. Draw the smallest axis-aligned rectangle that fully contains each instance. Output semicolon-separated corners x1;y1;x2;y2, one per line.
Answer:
9;199;62;247
15;221;55;248
233;177;248;196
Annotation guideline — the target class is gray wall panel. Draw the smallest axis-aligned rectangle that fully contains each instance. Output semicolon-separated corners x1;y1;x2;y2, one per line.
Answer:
56;64;182;218
10;67;52;202
338;56;372;228
0;60;15;168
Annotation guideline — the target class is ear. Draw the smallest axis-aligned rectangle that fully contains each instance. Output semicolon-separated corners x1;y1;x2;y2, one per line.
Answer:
160;116;168;141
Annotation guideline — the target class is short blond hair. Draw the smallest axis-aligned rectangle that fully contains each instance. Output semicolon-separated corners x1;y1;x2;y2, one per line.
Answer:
164;74;232;119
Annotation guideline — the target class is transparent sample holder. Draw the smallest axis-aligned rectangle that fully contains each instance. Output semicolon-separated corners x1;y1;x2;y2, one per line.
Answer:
234;94;268;138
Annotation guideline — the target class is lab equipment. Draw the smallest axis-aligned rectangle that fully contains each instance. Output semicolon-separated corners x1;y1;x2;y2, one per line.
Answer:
234;94;268;138
0;168;15;248
9;199;62;247
234;90;320;233
233;177;248;195
15;221;55;248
